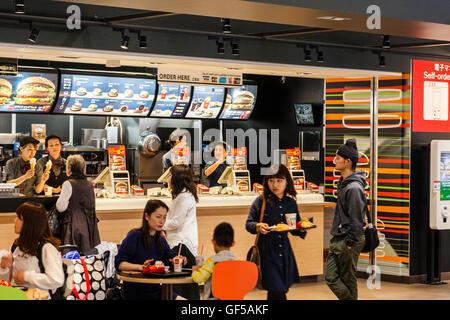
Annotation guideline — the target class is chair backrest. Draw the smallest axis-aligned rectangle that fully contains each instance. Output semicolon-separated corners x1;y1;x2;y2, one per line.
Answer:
212;260;258;300
0;286;28;300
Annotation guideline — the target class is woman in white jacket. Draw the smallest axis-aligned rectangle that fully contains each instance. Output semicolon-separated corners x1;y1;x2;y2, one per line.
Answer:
0;202;64;296
163;164;199;299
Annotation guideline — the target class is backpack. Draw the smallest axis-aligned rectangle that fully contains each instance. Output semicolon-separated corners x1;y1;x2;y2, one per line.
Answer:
11;241;70;300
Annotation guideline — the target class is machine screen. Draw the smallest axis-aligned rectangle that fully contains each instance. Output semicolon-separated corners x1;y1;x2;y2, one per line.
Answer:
440;152;450;200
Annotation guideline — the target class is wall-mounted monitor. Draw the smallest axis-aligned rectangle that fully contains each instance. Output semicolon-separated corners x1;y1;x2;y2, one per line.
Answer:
53;70;156;117
184;86;225;119
294;103;315;126
149;84;192;118
0;67;58;114
219;84;257;120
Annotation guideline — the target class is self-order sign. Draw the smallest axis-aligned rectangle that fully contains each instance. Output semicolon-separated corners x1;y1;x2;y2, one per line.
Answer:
412;59;450;132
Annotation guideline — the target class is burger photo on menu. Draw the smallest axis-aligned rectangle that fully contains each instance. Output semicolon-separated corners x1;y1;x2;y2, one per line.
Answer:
0;79;12;106
112;155;125;169
223;93;232;109
76;87;87;96
93;88;103;96
134;105;146;113
115;181;128;194
108;88;119;98
231;90;254;110
70;102;82;112
120;105;128;112
237;179;249;192
87;104;98;112
139;90;149;98
103;105;114;112
14;77;56;106
124;89;134;98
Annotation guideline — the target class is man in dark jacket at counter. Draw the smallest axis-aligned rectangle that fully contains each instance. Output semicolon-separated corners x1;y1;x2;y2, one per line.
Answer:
325;138;366;300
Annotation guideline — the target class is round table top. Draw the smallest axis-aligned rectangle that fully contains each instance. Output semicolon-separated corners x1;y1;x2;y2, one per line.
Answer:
117;271;194;284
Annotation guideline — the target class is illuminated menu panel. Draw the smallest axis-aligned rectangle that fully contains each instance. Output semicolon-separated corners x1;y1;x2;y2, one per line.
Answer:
53;73;156;116
150;84;191;118
219;85;257;120
0;70;58;113
184;86;225;119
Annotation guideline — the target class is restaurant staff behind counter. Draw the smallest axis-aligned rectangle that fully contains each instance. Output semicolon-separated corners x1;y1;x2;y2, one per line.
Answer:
36;134;68;194
204;141;229;188
3;136;49;197
162;128;190;172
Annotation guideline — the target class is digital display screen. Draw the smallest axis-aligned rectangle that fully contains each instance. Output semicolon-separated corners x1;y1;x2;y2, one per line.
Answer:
150;84;191;118
0;69;58;113
53;72;156;116
440;152;450;200
294;103;315;125
219;85;257;120
184;86;225;119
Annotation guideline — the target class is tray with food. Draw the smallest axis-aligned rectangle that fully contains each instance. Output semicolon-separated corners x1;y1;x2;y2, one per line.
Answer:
269;220;316;232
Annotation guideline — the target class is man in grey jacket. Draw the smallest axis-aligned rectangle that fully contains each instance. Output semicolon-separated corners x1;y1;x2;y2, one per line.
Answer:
325;139;366;300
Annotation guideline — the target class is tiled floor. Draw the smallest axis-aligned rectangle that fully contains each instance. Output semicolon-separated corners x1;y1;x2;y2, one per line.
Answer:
244;279;450;300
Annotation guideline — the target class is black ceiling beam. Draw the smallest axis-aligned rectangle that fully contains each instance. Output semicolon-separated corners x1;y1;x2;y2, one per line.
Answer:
389;41;450;49
247;27;336;38
98;11;178;23
0;11;449;60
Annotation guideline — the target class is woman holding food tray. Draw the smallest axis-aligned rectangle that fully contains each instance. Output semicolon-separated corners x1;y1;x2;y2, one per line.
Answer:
246;164;306;300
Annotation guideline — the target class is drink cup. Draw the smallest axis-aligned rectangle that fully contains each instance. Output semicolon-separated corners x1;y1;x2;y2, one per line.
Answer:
286;213;297;229
196;255;206;267
44;186;53;196
183;88;189;99
161;89;167;99
173;257;183;272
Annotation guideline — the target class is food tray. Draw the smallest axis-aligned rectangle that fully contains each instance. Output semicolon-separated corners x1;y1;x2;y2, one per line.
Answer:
142;271;191;278
270;225;317;232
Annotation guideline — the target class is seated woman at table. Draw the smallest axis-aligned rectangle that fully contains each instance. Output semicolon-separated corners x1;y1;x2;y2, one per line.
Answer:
115;199;187;300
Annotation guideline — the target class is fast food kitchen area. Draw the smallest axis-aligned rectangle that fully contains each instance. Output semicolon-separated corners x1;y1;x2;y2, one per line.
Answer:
0;0;450;295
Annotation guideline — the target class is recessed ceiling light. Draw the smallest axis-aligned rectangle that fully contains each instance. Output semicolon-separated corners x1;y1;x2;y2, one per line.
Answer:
317;16;351;21
57;56;80;59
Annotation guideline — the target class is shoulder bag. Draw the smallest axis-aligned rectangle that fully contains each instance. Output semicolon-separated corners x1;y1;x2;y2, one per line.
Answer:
246;197;266;290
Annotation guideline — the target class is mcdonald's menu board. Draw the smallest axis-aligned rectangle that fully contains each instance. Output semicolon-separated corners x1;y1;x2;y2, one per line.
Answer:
0;70;57;113
150;84;191;118
53;73;156;116
219;85;257;120
184;86;225;119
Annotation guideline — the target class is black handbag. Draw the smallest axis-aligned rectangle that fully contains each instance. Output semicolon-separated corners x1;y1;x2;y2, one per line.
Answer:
361;204;380;253
48;205;64;239
246;197;266;290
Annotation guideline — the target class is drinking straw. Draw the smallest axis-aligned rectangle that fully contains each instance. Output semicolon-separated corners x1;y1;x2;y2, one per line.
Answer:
178;243;182;257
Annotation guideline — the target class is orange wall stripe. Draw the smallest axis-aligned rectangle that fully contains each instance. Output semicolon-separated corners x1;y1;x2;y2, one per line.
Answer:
377;191;410;199
326;78;371;83
378;206;410;214
326;112;410;121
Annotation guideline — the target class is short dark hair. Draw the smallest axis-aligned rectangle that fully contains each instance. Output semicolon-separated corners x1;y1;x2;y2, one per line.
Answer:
213;222;234;247
19;136;39;148
45;135;62;148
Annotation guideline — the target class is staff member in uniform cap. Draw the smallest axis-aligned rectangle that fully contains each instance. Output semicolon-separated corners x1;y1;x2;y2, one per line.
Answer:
36;135;68;194
4;136;49;196
325;138;366;300
161;128;190;172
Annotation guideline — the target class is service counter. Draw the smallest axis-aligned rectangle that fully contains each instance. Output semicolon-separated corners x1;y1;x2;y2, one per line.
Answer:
0;192;327;277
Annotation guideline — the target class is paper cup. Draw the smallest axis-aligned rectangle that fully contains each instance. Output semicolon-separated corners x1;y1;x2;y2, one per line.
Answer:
286;213;297;229
196;255;206;267
44;186;53;196
173;257;183;272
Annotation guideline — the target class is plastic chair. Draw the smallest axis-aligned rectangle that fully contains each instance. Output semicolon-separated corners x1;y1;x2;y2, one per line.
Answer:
0;286;28;300
212;260;258;300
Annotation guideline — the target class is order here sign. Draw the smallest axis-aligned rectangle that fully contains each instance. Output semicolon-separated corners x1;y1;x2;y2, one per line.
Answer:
412;59;450;132
157;68;242;87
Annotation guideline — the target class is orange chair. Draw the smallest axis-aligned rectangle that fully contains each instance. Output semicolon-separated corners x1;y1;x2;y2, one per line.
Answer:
212;260;258;300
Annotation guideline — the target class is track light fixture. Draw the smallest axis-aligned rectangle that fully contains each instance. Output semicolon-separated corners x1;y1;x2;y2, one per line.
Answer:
222;18;231;33
28;24;40;43
15;0;25;14
114;28;129;49
231;40;240;56
304;46;312;62
378;53;386;67
316;48;324;63
382;35;390;49
216;38;225;55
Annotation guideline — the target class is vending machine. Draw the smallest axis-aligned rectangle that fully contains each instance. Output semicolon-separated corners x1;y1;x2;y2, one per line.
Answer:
430;140;450;230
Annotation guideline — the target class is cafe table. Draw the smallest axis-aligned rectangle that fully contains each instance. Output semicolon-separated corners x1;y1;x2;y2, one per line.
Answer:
117;270;194;300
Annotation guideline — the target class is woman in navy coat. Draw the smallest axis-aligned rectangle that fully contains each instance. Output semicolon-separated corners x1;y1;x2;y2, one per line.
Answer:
246;164;306;300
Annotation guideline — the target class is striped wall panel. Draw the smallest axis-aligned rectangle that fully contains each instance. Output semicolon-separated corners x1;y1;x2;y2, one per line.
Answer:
325;75;411;277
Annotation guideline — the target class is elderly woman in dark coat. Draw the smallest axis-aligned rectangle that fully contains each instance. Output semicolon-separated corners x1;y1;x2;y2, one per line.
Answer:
246;164;306;300
56;154;100;254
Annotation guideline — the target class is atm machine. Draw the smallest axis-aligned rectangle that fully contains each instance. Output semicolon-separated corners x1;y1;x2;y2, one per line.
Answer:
427;140;450;285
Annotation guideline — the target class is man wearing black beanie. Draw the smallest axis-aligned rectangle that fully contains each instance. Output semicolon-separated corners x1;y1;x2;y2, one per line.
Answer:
325;138;367;300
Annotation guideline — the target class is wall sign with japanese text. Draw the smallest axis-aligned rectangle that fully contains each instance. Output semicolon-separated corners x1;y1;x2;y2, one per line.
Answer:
412;59;450;132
